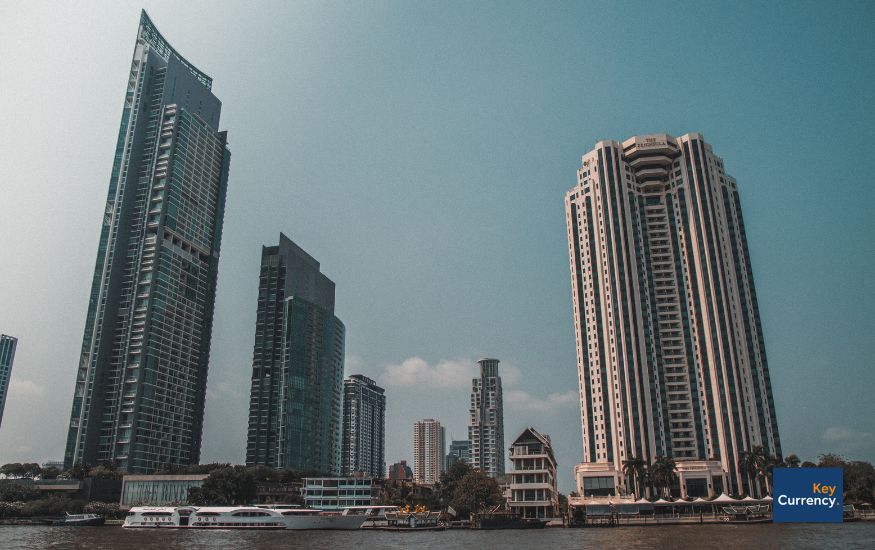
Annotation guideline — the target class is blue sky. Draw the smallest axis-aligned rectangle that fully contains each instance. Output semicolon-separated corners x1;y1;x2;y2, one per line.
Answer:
0;1;873;492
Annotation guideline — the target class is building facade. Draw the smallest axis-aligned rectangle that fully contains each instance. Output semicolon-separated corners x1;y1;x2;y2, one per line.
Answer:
446;439;471;470
119;474;209;506
387;460;413;481
64;11;230;473
245;234;345;474
341;374;386;477
302;477;377;509
0;335;18;430
565;133;781;497
468;358;505;477
413;419;445;485
508;427;559;519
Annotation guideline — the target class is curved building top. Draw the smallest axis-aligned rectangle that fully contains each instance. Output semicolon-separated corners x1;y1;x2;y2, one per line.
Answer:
138;10;213;89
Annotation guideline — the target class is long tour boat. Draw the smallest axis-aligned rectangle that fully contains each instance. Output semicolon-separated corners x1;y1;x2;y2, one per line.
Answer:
123;505;370;530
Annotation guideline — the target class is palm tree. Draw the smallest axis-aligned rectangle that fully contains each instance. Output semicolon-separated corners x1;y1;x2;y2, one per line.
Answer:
783;454;801;468
738;449;758;496
649;457;677;498
622;457;647;498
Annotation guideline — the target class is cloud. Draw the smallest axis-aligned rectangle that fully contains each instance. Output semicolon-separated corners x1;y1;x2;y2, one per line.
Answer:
820;426;875;459
505;389;577;413
383;357;478;388
8;379;44;400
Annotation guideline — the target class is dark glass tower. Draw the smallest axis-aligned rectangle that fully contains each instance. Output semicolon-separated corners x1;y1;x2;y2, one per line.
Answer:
341;374;386;477
64;11;230;473
0;335;18;430
246;234;345;474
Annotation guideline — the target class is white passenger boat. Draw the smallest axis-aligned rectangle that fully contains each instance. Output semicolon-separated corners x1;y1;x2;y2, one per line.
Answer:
123;506;286;529
123;505;369;530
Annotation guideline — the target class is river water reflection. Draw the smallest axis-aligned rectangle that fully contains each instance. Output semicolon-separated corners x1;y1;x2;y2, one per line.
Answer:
1;523;873;549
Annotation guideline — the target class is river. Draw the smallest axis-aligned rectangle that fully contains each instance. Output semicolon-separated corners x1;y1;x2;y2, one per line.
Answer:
1;523;873;549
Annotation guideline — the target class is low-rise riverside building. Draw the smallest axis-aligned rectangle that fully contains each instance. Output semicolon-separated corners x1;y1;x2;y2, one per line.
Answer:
302;476;378;509
508;427;559;519
120;474;209;506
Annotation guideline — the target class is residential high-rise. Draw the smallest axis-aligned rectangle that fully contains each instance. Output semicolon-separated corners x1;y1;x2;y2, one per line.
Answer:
387;460;413;481
446;439;471;470
64;11;230;472
413;419;445;485
0;335;18;430
245;234;345;474
468;358;505;477
565;133;781;497
341;374;386;477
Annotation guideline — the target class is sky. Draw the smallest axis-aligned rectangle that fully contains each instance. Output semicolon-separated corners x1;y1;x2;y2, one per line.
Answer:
0;1;873;493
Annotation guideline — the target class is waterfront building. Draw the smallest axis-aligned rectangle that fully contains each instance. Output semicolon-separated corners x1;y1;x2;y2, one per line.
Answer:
120;474;209;506
41;460;65;472
508;427;559;519
245;234;345;474
341;375;386;477
565;133;782;497
413;419;445;485
302;476;377;509
0;334;17;430
387;460;413;481
446;439;471;470
63;11;230;473
468;358;505;477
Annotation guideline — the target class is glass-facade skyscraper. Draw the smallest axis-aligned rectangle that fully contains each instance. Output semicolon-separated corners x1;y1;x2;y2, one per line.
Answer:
245;234;345;474
468;358;505;477
565;133;781;497
341;374;386;477
64;11;230;473
0;335;18;430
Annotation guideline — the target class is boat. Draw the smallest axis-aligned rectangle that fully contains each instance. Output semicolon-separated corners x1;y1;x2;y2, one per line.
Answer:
471;511;548;529
719;504;772;524
51;513;105;526
371;505;444;531
340;505;401;528
123;505;367;530
123;506;286;529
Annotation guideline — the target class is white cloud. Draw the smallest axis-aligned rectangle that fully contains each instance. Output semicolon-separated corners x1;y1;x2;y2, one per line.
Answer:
505;389;577;413
822;426;874;443
8;379;44;400
383;357;478;388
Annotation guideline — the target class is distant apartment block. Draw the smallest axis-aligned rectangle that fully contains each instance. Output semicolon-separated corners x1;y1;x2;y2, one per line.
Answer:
508;427;559;519
468;358;505;476
342;374;386;477
387;460;413;481
245;234;345;474
0;334;18;430
414;419;445;485
446;439;470;470
565;133;782;497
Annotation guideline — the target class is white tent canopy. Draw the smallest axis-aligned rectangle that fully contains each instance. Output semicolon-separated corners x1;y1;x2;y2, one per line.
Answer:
711;493;739;503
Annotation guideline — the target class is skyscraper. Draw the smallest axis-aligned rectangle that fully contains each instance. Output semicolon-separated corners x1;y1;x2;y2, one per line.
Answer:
0;335;18;430
468;358;505;477
413;419;445;485
446;439;470;470
245;234;345;474
341;374;386;477
64;11;230;473
565;133;781;497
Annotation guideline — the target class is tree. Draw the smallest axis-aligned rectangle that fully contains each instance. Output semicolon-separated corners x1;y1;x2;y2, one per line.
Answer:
622;456;647;497
40;467;60;480
783;454;801;468
449;470;503;519
88;465;123;480
738;449;759;496
816;454;875;503
0;481;40;502
649;457;676;498
188;466;257;505
433;461;472;508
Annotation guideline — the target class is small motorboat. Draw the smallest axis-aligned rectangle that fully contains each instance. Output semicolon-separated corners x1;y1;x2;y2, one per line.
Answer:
53;513;106;526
